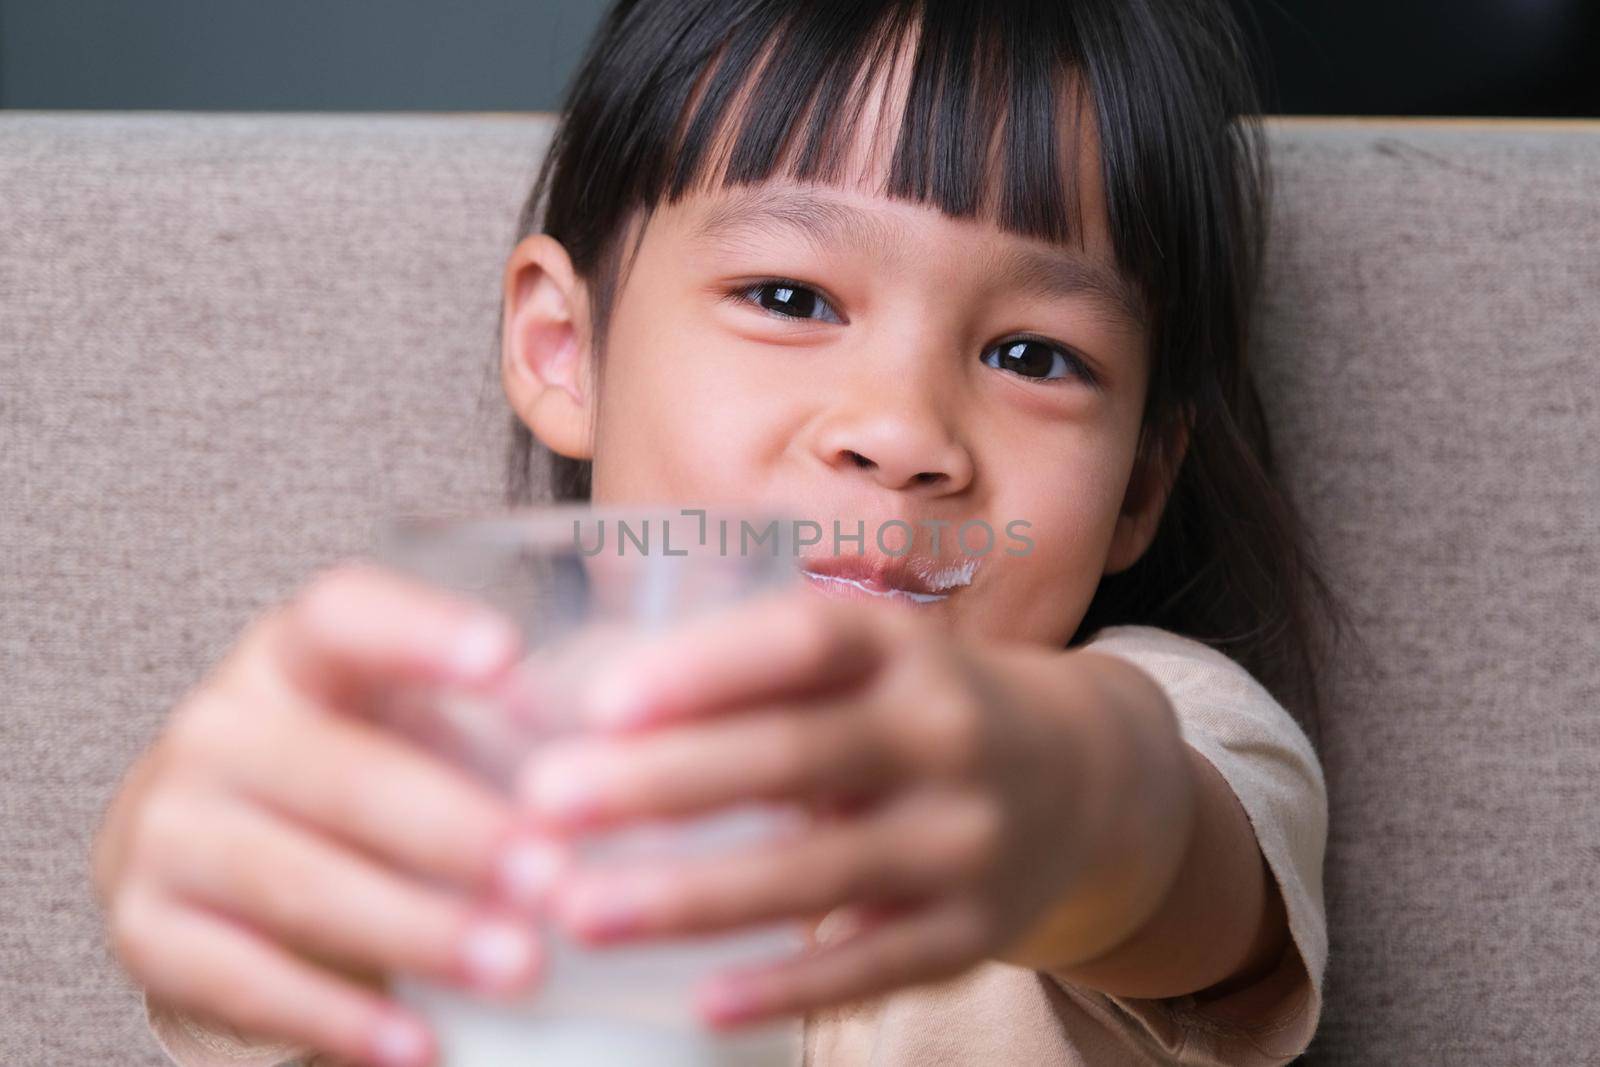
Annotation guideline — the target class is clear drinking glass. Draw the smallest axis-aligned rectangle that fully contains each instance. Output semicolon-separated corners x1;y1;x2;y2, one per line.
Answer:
369;504;811;1066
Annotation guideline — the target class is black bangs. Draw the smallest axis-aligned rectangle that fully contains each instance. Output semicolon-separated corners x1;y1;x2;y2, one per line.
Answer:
535;0;1103;272
661;0;1087;248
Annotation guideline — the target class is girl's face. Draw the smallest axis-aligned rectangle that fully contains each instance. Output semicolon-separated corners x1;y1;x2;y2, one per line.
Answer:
503;87;1181;649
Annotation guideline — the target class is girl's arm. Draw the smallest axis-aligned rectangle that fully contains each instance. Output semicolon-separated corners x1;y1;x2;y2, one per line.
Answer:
994;649;1291;1000
515;593;1317;1031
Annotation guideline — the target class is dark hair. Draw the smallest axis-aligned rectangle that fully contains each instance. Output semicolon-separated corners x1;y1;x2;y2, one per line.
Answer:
498;0;1354;744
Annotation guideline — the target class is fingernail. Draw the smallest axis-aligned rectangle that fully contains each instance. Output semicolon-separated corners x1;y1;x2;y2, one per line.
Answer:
529;752;602;822
369;1011;431;1067
696;976;761;1024
460;918;538;992
496;837;567;910
451;614;519;678
587;667;652;728
813;905;863;946
560;875;648;938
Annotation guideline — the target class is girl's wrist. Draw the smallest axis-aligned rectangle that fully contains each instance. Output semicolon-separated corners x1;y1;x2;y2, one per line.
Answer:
995;649;1197;973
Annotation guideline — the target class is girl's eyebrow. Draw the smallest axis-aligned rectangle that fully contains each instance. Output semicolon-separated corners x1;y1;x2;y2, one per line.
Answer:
690;187;1145;336
985;246;1147;339
691;187;900;261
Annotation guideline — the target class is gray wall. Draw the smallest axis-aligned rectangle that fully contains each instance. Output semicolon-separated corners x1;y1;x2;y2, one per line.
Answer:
0;0;607;111
1;0;1594;116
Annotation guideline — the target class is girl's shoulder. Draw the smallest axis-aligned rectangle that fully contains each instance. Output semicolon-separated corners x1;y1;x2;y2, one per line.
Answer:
1079;624;1314;752
1080;622;1255;678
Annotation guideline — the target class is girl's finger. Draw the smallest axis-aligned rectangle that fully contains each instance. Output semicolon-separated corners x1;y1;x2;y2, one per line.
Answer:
110;887;438;1067
518;699;897;831
810;898;922;947
691;893;994;1029
167;688;527;896
250;560;524;714
146;790;543;998
548;789;997;943
572;585;903;730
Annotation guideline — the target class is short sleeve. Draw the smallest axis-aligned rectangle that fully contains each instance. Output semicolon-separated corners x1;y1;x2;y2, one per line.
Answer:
144;991;325;1067
1059;624;1329;1066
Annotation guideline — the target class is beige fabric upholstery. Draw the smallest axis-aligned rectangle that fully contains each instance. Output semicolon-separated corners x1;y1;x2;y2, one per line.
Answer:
2;113;1596;1063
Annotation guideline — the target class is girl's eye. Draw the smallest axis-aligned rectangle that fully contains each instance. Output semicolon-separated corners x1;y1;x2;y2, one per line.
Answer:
982;338;1098;388
727;283;1095;388
732;279;844;325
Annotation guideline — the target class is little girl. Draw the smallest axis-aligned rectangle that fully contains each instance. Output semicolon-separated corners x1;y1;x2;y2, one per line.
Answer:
93;1;1349;1064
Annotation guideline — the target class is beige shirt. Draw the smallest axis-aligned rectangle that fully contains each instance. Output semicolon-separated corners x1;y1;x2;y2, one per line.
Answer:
146;623;1328;1066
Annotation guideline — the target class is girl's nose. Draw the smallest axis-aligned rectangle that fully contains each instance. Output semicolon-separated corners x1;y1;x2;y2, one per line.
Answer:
811;391;975;495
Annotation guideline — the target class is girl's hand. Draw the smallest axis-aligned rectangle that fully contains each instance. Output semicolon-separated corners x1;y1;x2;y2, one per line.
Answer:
516;583;1105;1029
93;562;561;1067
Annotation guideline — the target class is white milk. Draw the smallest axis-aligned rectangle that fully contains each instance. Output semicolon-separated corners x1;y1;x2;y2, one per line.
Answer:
393;805;810;1066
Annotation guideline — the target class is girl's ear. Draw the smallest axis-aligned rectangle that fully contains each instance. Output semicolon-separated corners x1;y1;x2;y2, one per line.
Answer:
500;234;597;461
1103;403;1193;576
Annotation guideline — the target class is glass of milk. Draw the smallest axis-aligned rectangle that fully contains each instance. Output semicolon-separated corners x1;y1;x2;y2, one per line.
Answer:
370;504;810;1066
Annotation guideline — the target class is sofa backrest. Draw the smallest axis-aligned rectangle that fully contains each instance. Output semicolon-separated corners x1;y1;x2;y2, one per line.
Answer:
2;113;1596;1064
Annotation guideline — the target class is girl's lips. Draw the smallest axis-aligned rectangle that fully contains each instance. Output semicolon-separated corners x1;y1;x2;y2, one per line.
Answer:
798;569;952;605
796;550;980;599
